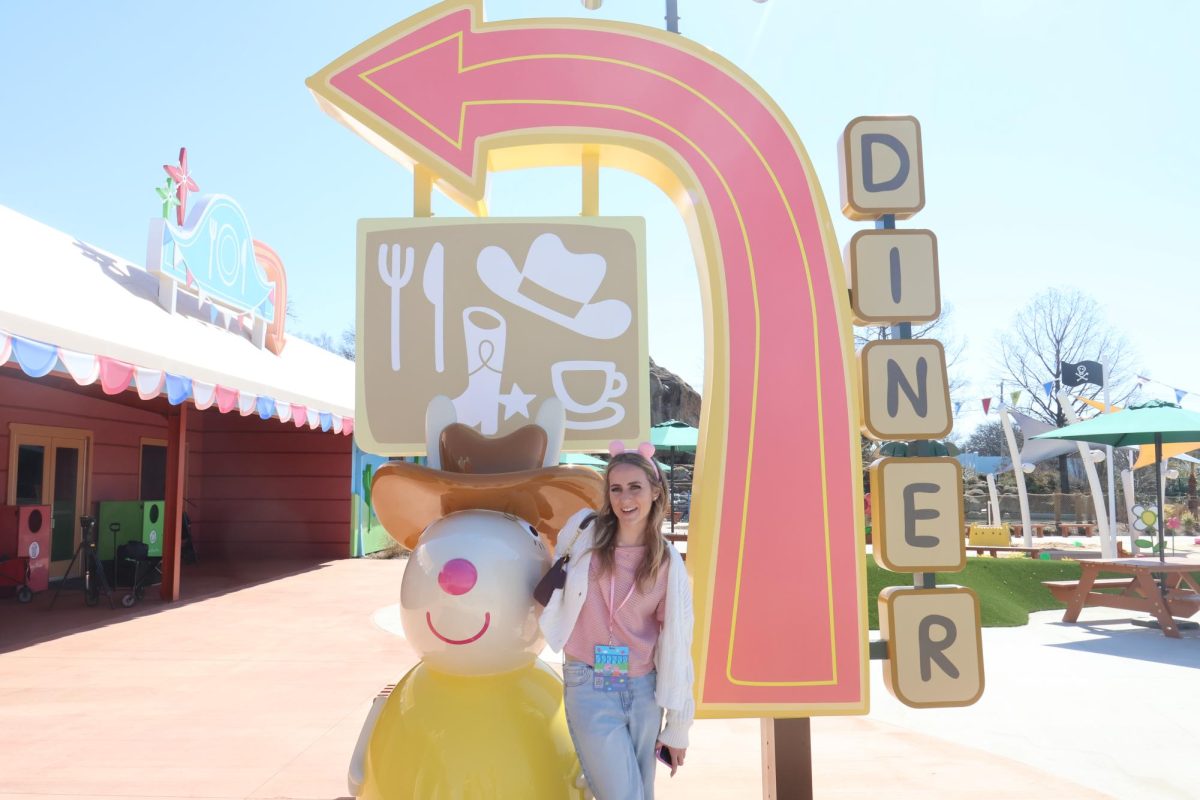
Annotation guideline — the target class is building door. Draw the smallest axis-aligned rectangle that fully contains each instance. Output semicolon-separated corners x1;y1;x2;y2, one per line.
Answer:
8;426;90;577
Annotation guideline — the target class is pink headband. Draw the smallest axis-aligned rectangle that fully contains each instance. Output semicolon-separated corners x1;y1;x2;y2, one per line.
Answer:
608;440;664;483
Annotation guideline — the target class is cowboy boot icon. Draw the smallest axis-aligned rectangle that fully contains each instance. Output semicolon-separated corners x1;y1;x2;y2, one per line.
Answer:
452;307;507;434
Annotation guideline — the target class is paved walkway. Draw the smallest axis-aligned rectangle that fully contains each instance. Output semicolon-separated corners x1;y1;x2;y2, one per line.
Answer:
1;555;1196;798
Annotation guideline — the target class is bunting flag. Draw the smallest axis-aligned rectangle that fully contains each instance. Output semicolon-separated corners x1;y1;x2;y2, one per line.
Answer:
97;356;135;395
953;401;963;415
192;380;217;410
0;330;352;434
209;305;220;325
237;391;257;416
1176;388;1187;404
215;385;238;414
58;348;101;386
1010;390;1022;406
165;373;193;405
134;367;165;400
12;337;59;378
256;396;276;420
1042;380;1053;398
981;397;992;415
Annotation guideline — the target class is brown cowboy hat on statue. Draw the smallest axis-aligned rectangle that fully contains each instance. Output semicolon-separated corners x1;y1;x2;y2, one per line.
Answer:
370;396;605;551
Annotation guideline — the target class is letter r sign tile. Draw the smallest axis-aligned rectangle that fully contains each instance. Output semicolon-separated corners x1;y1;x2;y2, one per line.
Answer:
839;116;925;220
879;586;984;708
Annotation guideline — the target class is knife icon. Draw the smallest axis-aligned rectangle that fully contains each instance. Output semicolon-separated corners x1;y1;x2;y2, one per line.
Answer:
423;243;445;373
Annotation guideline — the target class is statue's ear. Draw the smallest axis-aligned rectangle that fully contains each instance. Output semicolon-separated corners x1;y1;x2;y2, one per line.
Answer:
425;395;457;470
534;398;565;468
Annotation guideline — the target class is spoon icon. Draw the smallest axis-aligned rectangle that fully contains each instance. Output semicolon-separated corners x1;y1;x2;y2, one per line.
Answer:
379;243;414;371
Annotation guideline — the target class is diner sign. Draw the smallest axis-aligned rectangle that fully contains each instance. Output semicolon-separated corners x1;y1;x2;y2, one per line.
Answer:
841;115;985;709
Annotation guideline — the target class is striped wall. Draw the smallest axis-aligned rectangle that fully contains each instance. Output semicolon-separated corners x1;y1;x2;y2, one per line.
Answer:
0;367;351;561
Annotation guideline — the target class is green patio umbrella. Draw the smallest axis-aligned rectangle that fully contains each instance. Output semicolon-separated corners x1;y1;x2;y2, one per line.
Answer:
651;420;698;533
560;452;607;469
1033;400;1200;562
650;419;699;450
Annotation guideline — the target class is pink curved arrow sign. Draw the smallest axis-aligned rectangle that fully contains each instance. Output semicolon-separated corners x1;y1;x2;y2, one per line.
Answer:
309;0;866;715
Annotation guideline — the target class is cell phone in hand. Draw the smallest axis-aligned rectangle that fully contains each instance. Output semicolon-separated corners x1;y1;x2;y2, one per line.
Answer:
657;744;673;767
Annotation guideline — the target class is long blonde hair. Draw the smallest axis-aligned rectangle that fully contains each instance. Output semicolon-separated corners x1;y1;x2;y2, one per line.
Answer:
591;452;669;590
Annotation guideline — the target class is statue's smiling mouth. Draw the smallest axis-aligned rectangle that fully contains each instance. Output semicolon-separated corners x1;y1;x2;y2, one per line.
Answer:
426;611;490;645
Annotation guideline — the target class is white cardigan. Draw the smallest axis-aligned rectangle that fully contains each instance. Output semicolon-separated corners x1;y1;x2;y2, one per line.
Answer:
539;508;695;748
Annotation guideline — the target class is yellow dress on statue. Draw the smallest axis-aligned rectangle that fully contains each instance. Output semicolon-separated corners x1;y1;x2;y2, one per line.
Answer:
360;658;585;800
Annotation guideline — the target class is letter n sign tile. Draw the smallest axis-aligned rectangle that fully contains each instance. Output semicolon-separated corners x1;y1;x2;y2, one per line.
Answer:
839;116;925;220
870;457;964;573
859;340;951;440
879;586;984;708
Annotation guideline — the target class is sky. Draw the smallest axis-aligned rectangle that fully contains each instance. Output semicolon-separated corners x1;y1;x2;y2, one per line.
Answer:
2;0;1197;438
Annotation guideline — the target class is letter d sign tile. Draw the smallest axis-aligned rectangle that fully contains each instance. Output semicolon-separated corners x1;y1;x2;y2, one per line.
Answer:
839;116;925;220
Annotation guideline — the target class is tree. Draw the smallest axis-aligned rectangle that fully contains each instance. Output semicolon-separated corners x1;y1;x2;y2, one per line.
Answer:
298;324;356;361
854;301;967;397
995;287;1136;491
962;419;1018;457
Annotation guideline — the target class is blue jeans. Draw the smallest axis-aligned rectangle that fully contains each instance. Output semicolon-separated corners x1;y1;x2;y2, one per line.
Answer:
562;661;663;800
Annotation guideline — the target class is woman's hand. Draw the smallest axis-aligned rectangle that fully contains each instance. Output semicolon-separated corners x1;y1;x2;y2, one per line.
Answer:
656;740;686;777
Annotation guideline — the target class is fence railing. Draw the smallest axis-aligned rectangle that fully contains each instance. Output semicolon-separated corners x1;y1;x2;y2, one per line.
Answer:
964;493;1195;523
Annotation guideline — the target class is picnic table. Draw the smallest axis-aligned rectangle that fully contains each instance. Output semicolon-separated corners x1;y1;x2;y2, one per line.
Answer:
1043;557;1200;638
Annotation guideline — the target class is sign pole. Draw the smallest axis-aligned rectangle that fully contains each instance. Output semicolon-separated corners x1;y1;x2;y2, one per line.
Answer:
761;718;812;800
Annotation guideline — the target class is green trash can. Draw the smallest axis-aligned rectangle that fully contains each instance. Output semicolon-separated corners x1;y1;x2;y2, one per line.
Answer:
97;501;166;560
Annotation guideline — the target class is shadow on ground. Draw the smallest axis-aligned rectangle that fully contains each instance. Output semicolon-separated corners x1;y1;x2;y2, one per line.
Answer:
0;556;332;653
1046;618;1200;668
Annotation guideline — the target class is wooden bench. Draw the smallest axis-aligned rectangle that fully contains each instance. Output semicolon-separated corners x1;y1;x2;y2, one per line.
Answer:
1010;523;1052;538
1061;523;1097;537
1042;577;1135;603
966;545;1040;558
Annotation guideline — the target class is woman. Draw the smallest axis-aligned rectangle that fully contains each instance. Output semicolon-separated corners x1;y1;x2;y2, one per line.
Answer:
539;445;695;800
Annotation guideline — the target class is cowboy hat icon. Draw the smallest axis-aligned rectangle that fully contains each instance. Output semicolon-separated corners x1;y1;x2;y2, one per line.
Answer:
476;233;632;340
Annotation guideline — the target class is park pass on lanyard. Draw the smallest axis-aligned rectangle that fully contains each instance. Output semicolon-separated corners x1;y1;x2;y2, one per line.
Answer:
594;573;635;692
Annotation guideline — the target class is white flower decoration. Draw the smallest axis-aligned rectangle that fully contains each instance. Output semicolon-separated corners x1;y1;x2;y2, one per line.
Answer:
1131;504;1158;532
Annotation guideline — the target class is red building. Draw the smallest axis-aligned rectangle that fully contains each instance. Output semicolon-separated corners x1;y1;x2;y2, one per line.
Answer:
0;203;355;600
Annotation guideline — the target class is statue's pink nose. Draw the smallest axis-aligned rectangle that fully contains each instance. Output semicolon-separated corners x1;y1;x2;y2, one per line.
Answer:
438;558;478;596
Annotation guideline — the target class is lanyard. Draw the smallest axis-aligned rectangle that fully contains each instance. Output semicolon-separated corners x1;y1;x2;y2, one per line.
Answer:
605;572;637;645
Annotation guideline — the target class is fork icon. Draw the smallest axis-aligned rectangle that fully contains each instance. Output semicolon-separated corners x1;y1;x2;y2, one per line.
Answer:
379;243;415;371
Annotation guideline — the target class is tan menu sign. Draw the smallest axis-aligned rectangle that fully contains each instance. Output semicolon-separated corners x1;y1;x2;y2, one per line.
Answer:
356;218;648;454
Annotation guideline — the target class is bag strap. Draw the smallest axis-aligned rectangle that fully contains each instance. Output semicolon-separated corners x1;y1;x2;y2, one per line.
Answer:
559;512;597;561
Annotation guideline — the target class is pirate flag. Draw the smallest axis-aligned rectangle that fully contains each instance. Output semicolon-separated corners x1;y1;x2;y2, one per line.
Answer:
1060;360;1104;388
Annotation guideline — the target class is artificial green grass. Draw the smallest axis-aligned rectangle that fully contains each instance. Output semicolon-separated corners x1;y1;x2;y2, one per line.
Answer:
865;558;1084;630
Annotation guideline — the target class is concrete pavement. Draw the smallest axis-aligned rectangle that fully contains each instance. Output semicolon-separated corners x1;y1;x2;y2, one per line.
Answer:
1;554;1195;799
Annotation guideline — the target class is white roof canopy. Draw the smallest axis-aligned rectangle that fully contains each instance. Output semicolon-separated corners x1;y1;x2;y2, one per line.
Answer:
0;205;353;421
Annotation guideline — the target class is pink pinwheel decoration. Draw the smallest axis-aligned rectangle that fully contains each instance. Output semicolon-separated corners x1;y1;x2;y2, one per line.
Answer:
163;147;199;226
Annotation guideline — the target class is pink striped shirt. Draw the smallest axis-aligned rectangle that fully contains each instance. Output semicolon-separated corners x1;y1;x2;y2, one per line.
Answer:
564;545;669;677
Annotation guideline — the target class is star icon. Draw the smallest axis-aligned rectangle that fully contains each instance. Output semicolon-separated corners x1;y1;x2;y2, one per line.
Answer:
498;383;535;421
163;146;199;226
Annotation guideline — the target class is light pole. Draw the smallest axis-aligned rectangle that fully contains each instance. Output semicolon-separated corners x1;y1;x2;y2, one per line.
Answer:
582;0;768;35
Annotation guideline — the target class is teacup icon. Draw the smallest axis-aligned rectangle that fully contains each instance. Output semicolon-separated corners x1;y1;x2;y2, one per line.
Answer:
551;361;627;430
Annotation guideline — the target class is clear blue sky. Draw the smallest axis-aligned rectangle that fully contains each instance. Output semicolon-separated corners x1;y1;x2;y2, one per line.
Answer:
2;0;1196;436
